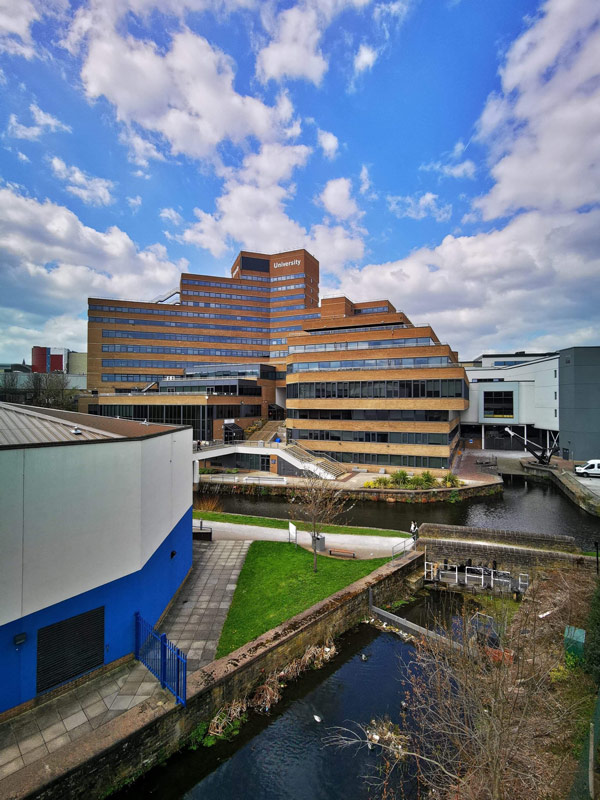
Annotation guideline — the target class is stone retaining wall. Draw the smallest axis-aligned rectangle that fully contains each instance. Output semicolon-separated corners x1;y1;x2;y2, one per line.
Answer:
3;552;423;800
419;538;594;573
522;463;600;517
418;522;578;551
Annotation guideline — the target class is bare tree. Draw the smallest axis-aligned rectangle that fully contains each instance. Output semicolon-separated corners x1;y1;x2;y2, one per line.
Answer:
327;572;596;800
0;371;20;401
291;470;353;572
24;371;44;405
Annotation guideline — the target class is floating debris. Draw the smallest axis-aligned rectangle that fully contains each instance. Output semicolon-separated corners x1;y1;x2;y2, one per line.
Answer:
314;714;322;723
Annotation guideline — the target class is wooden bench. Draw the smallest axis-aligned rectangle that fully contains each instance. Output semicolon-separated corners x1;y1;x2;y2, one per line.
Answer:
329;548;356;559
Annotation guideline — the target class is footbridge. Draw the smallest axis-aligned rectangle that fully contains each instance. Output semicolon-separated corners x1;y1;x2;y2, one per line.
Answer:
192;440;348;481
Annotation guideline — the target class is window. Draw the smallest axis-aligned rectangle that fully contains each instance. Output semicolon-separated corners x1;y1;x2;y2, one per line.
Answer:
483;391;514;418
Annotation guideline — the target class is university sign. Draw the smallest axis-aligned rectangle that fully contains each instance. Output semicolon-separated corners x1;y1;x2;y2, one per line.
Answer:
273;259;301;269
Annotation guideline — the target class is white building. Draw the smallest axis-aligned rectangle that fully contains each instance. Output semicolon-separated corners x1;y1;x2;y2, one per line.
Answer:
0;404;192;715
460;352;559;451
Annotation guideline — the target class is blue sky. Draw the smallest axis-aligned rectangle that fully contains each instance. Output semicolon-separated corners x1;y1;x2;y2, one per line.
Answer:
1;0;599;362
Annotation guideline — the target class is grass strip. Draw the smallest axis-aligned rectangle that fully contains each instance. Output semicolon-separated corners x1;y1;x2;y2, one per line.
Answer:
193;509;409;538
215;541;387;658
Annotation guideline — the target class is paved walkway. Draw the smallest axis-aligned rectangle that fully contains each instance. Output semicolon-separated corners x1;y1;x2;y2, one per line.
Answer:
207;519;413;559
0;539;250;784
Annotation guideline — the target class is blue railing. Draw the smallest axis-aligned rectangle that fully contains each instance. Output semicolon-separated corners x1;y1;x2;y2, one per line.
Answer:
134;612;187;706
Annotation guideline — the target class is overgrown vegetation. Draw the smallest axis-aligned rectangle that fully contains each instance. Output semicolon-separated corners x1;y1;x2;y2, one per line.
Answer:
585;580;600;683
215;541;387;657
363;470;464;490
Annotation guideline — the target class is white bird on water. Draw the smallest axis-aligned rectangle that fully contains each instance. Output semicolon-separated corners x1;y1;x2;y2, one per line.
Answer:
314;714;322;723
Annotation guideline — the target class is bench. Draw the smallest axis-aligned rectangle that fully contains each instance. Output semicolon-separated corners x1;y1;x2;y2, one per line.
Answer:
329;548;356;559
192;521;213;542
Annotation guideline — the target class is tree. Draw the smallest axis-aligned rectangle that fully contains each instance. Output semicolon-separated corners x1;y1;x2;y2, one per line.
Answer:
291;471;353;573
0;371;20;402
24;371;44;405
327;571;596;800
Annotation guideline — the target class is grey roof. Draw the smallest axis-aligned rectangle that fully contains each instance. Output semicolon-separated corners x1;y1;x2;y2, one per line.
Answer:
0;403;185;448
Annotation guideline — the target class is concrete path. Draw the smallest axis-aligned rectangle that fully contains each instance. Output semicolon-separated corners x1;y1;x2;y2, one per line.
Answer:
206;519;414;559
0;539;250;785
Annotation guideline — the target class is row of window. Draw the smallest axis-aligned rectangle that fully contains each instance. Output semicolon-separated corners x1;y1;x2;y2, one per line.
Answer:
287;357;452;373
102;346;274;358
286;408;451;421
307;324;411;336
102;374;177;382
181;290;305;303
158;384;262;396
354;306;390;315
182;273;305;286
182;301;305;313
290;429;450;444
286;379;468;399
91;316;303;333
102;330;286;345
89;304;320;324
89;403;262;420
182;282;305;296
288;337;434;353
483;391;514;418
314;451;449;468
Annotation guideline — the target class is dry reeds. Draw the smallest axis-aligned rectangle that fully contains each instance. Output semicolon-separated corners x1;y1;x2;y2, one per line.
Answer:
208;698;248;737
194;491;223;513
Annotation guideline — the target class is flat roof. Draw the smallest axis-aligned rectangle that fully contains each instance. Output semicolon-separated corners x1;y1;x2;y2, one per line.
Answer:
0;403;186;448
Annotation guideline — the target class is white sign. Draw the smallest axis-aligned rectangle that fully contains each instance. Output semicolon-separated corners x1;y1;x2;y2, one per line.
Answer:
224;418;235;424
289;521;297;545
273;259;301;269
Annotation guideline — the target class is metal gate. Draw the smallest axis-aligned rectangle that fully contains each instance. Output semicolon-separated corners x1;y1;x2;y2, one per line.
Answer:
134;612;187;706
37;607;105;694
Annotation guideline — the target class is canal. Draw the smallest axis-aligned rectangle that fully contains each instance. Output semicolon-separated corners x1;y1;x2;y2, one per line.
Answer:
114;625;419;800
213;475;600;550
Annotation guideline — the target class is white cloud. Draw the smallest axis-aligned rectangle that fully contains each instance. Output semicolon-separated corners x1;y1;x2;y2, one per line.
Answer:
7;104;71;140
420;159;475;179
256;0;370;85
317;128;339;159
70;17;297;161
359;164;377;199
0;183;188;361
17;151;30;162
334;208;600;358
353;43;378;75
50;157;115;206
473;0;600;220
160;207;183;225
388;191;452;222
127;194;142;211
319;177;361;220
119;127;165;167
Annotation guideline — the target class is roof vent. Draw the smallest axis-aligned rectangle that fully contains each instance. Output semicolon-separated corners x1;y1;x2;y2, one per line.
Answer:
71;427;83;435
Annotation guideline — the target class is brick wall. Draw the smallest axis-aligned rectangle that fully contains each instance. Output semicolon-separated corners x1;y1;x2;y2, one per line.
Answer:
418;522;577;551
4;552;423;800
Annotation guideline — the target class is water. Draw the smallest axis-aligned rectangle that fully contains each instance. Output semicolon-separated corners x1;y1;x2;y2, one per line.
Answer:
212;475;600;550
114;626;417;800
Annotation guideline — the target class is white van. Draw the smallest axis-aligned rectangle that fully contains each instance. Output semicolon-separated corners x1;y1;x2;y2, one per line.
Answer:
575;460;600;478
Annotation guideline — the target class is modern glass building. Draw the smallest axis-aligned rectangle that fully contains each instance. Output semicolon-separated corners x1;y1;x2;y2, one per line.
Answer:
83;249;468;473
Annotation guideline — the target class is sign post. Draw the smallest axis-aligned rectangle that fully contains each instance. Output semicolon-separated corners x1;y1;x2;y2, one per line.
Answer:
289;522;297;548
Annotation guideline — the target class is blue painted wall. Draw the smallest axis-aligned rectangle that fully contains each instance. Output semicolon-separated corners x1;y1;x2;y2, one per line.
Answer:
0;506;192;714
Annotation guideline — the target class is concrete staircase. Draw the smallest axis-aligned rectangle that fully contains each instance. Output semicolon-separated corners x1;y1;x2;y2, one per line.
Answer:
245;420;280;442
284;443;349;480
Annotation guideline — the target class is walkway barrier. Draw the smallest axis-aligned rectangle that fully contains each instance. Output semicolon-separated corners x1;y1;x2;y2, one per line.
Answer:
424;562;529;593
134;612;186;706
391;537;415;560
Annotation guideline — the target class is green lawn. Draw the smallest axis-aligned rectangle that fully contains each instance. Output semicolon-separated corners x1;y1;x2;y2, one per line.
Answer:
193;509;409;538
215;541;387;658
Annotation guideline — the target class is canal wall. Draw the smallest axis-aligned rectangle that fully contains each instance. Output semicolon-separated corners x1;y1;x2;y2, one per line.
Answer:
417;523;578;552
197;476;503;504
521;463;600;517
2;552;424;800
419;538;595;574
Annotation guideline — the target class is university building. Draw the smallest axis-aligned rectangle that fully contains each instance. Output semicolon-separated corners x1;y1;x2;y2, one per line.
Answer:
82;250;468;473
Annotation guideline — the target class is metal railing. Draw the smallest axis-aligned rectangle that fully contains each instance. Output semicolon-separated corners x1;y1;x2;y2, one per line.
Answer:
134;612;186;706
391;538;415;560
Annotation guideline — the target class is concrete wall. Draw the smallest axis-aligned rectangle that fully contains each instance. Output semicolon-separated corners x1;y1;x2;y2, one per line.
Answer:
559;347;600;461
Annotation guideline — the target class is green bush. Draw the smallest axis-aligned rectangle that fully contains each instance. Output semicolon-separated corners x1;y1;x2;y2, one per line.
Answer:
585;581;600;683
441;472;461;488
390;470;409;487
419;470;438;489
407;474;425;489
373;476;392;488
198;467;218;474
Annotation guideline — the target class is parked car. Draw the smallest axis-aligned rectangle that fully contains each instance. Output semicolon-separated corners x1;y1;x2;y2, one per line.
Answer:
575;460;600;477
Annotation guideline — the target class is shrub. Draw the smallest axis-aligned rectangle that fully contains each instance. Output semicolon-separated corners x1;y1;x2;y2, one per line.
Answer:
585;581;600;683
408;475;425;489
390;470;409;487
373;476;392;488
419;470;438;489
441;471;461;488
